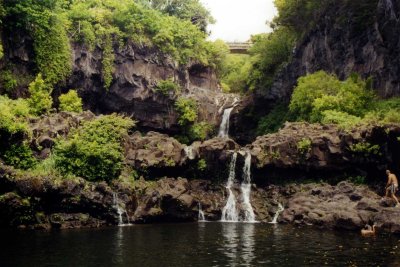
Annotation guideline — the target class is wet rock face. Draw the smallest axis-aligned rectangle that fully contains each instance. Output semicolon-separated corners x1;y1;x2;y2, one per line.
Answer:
279;181;400;234
249;122;400;179
124;131;186;169
266;0;400;103
68;43;226;134
29;111;95;159
0;166;135;229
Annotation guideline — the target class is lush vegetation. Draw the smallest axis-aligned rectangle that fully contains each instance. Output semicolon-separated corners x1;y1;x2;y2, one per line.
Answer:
174;97;213;143
0;0;226;91
53;114;135;182
59;90;83;113
286;71;400;129
154;79;181;96
28;74;53;115
0;95;35;170
137;0;215;32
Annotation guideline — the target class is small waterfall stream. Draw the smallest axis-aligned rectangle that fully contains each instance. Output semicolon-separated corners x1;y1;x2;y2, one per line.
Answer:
269;203;284;224
218;97;239;138
240;151;256;222
221;151;256;223
113;193;131;226
218;107;235;138
221;152;239;222
198;203;206;222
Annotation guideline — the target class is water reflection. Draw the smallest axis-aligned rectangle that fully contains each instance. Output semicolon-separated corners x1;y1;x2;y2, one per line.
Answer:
221;223;255;266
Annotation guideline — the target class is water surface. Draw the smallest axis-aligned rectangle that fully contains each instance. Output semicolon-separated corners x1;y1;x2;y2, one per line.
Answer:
1;223;400;267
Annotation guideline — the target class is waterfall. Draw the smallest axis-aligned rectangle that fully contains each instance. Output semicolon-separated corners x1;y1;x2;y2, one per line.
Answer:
218;107;234;138
218;97;239;138
113;193;131;226
221;153;239;222
184;145;195;160
198;203;206;222
240;152;256;223
269;203;284;224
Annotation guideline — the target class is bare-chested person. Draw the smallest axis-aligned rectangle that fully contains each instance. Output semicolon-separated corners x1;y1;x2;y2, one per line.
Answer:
385;170;400;207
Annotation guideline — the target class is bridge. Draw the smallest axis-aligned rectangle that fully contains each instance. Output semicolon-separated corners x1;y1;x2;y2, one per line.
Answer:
226;42;252;54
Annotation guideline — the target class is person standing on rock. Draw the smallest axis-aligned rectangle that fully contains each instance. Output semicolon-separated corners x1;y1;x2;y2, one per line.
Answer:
384;170;400;207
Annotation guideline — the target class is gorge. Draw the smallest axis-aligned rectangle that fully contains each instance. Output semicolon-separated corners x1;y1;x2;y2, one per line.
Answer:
1;0;400;266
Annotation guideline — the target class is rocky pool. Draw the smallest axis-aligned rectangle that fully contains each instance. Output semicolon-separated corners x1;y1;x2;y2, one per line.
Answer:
1;223;399;267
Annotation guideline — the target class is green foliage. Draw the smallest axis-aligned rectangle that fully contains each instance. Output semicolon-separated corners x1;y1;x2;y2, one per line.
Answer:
4;0;72;85
3;143;36;170
101;35;114;90
58;90;83;113
297;138;312;155
188;122;212;141
219;54;251;93
0;42;3;59
54;114;135;182
175;97;198;126
320;110;362;129
197;159;207;171
0;69;18;93
273;0;331;37
349;142;381;156
28;74;53;115
141;0;215;32
257;103;289;135
289;71;374;122
155;79;181;96
348;175;366;185
248;27;296;91
0;95;30;136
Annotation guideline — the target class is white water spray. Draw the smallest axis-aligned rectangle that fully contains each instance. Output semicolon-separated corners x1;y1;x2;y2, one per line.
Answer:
221;153;239;222
218;98;239;138
240;152;256;222
218;107;234;138
269;203;284;224
113;193;131;226
198;203;206;222
184;145;195;160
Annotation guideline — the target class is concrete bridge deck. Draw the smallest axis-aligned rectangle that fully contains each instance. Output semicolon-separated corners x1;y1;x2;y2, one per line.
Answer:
226;42;252;54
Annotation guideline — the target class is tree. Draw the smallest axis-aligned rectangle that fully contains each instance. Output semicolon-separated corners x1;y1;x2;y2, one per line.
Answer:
142;0;215;32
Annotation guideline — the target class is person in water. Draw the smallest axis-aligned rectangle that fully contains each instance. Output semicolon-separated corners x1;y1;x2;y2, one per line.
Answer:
384;170;400;207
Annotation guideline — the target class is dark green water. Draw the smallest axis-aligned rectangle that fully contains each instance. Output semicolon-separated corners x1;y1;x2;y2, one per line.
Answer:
1;223;400;267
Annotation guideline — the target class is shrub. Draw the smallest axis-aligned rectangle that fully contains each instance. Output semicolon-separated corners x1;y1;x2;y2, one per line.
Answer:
54;114;135;182
0;96;31;136
3;143;37;170
155;79;181;96
189;122;213;141
257;104;289;135
59;90;83;113
0;70;18;93
28;74;53;115
320;110;362;129
349;142;381;156
297;138;312;155
289;71;373;122
197;159;207;171
174;97;198;126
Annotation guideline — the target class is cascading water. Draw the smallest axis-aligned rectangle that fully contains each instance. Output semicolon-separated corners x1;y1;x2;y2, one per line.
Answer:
198;203;206;222
269;203;284;224
218;97;239;138
240;151;256;223
113;193;131;226
221;153;239;222
218;107;234;138
184;145;195;160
